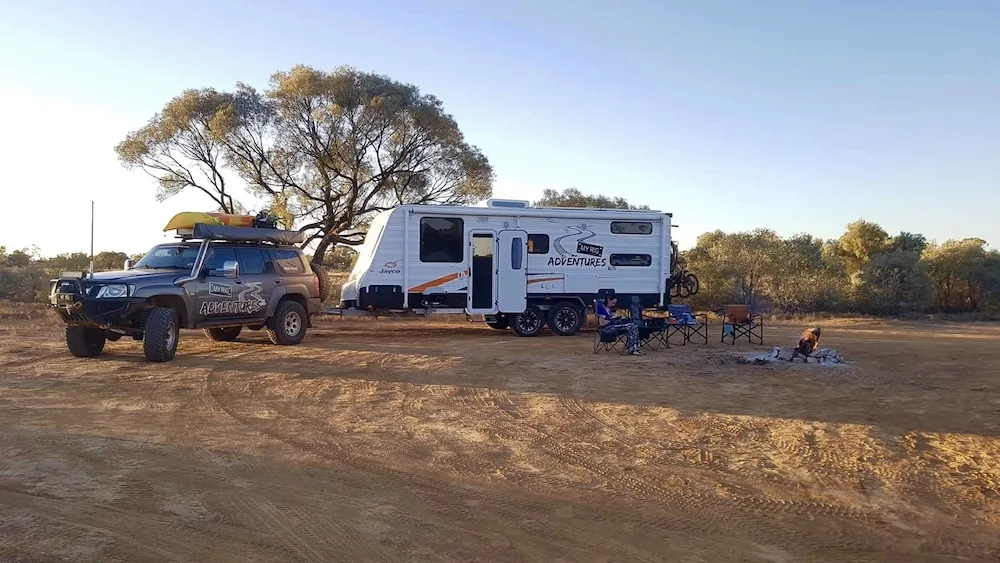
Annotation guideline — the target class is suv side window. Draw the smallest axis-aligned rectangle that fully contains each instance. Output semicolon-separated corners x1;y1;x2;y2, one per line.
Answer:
237;248;269;275
204;246;237;275
270;249;306;274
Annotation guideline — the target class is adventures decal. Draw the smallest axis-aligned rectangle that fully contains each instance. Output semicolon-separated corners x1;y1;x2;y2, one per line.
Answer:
200;282;266;316
549;223;607;268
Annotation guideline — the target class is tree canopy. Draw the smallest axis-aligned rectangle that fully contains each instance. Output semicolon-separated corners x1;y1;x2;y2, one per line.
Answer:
116;65;495;263
533;187;650;210
682;222;1000;316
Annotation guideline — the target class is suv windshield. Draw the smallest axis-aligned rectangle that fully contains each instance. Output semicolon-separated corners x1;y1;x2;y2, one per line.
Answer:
134;244;200;270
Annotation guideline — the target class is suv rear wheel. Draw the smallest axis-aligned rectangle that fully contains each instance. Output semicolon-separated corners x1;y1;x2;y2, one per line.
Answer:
66;326;106;357
267;300;307;345
203;326;242;341
143;307;179;362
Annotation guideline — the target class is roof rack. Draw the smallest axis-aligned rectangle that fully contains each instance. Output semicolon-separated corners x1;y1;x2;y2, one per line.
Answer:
180;223;306;245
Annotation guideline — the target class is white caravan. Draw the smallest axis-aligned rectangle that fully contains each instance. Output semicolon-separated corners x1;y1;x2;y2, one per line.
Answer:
338;199;674;337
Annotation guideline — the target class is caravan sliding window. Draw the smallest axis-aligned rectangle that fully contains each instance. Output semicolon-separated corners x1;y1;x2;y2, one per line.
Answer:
610;253;652;267
511;237;524;270
610;221;653;235
527;234;549;254
419;217;465;263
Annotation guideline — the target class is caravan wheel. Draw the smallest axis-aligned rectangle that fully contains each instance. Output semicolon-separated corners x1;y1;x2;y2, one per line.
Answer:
511;306;545;337
547;302;584;336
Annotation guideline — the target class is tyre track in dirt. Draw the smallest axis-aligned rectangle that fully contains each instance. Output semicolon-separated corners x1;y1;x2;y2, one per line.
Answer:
468;384;893;560
1;487;211;563
355;360;898;560
205;371;394;563
451;387;799;550
550;384;1000;559
205;368;668;563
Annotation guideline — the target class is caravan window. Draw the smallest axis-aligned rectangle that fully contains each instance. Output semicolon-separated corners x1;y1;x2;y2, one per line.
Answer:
610;221;653;235
511;237;524;270
419;217;464;263
527;234;549;254
610;253;652;267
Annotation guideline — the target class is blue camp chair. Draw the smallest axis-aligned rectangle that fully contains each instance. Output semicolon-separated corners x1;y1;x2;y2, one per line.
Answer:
666;304;709;345
592;299;628;354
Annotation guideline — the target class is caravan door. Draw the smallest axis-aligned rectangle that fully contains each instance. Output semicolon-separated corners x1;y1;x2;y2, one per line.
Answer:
467;231;498;315
496;230;528;313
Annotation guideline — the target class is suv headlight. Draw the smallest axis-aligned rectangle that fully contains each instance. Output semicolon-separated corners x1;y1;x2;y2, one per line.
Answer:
95;284;132;298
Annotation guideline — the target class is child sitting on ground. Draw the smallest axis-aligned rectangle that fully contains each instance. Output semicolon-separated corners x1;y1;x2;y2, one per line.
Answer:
790;327;821;362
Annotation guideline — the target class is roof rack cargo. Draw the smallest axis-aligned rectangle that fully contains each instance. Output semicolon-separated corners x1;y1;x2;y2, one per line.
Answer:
187;223;306;245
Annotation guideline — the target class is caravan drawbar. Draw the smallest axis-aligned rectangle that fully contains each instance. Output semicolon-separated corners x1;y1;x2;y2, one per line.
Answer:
337;199;674;337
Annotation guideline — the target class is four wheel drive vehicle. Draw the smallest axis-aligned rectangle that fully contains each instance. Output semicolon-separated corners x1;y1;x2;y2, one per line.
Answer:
49;223;325;362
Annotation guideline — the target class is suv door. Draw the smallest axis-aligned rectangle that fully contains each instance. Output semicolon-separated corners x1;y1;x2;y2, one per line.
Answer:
268;247;312;299
233;247;276;324
195;244;267;324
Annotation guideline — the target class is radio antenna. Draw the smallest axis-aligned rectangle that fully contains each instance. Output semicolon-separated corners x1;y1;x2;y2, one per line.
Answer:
89;201;95;278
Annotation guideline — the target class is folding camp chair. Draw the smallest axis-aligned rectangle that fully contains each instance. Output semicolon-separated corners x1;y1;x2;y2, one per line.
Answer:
592;299;628;354
721;304;764;345
628;296;669;351
666;304;709;345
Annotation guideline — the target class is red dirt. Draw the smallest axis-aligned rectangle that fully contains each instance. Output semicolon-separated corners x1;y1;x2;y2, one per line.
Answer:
1;314;999;562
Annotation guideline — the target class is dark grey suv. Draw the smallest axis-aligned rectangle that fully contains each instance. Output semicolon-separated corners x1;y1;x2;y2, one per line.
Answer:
49;224;324;362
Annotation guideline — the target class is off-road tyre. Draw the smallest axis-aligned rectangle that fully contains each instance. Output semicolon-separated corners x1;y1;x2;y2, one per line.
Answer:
510;305;546;337
143;307;180;363
311;263;332;302
66;326;107;358
486;315;509;330
547;301;585;336
203;326;242;341
267;300;307;345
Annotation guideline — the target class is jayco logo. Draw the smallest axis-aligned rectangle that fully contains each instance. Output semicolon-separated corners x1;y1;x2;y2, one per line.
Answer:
378;260;401;274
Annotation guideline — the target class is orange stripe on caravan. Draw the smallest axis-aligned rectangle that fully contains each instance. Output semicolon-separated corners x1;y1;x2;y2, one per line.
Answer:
408;270;469;293
527;277;564;285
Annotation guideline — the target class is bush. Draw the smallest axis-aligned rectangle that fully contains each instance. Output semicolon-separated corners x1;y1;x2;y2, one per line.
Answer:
0;266;56;303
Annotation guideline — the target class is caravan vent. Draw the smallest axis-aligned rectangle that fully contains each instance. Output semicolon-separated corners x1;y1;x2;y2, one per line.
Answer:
477;216;489;223
486;199;530;209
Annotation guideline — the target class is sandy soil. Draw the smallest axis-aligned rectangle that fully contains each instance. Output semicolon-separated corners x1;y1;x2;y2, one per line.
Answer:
1;312;999;562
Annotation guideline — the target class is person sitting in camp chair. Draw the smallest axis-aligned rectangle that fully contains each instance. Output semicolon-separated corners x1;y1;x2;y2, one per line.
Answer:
596;292;641;355
790;327;821;362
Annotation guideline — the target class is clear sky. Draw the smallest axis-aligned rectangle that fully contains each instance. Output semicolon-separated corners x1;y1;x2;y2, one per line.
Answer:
1;0;997;257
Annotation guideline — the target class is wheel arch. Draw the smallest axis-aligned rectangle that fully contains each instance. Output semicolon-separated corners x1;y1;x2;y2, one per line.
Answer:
147;294;189;328
264;286;310;317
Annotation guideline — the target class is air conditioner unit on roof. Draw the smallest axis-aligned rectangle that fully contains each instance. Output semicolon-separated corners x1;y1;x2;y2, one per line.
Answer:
486;199;530;208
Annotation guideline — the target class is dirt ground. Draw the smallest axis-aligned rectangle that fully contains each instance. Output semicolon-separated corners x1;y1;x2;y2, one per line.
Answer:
2;311;999;563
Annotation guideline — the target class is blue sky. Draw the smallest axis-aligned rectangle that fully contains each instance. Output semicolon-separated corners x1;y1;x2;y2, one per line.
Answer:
1;0;998;256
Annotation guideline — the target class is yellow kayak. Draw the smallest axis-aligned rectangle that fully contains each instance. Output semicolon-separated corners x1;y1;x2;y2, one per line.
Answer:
163;212;255;231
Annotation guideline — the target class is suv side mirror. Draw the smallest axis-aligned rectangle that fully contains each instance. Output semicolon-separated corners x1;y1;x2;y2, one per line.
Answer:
124;258;133;270
221;260;239;279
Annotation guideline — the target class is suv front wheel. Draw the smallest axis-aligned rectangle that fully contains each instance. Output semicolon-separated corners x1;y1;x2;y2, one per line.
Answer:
144;307;180;362
267;300;307;345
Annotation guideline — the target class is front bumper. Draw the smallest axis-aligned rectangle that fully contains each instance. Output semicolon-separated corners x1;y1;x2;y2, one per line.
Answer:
50;291;145;327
